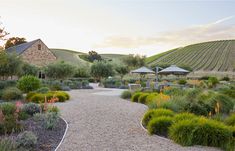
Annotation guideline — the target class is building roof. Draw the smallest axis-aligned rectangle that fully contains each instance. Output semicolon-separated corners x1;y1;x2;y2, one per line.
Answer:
131;66;155;74
159;65;189;75
6;39;40;55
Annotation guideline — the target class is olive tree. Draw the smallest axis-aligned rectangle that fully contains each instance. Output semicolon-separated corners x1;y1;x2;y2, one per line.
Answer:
0;52;22;80
90;61;114;81
44;61;75;81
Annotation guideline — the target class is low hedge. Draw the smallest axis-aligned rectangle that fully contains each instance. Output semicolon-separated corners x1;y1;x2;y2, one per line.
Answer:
147;116;173;136
142;109;174;127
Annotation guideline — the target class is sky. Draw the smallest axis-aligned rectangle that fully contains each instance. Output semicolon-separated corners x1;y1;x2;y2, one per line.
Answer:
0;0;235;56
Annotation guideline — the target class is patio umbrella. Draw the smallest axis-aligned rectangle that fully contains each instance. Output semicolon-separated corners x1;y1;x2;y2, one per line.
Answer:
131;66;155;88
131;66;155;74
158;65;189;75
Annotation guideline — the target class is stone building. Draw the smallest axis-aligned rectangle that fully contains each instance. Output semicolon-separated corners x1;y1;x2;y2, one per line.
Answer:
6;39;56;67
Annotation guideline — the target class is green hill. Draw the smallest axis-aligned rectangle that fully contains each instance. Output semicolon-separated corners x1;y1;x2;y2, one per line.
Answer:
50;48;90;66
147;40;235;72
50;49;127;66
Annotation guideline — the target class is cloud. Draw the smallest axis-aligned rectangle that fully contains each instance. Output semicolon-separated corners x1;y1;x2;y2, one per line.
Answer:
94;16;235;50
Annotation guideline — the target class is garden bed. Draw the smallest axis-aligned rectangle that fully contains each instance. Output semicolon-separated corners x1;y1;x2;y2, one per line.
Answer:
0;117;67;151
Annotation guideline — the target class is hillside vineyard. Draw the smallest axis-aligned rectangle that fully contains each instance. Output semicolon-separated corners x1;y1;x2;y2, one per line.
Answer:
148;40;235;72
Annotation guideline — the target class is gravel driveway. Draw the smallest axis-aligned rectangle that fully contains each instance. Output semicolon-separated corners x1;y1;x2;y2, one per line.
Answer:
56;88;219;151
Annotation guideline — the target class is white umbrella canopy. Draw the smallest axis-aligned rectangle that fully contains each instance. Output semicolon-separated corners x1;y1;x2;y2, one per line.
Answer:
131;66;155;74
158;65;189;75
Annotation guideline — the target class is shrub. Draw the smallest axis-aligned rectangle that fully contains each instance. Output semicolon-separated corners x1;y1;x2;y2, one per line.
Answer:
2;87;22;101
131;92;142;102
184;102;208;116
191;119;233;150
17;75;41;93
147;116;173;136
0;80;17;90
61;86;71;91
121;90;132;99
173;113;197;123
138;93;149;104
225;114;235;126
25;92;37;101
2;115;22;134
21;103;40;116
0;138;17;151
208;77;219;88
220;89;235;99
0;102;16;115
82;85;93;89
159;101;181;112
169;118;234;150
145;93;158;104
221;77;230;81
169;119;197;146
43;112;59;130
142;109;174;127
49;81;62;91
33;113;45;122
16;131;37;149
29;93;44;103
208;94;234;114
47;106;60;115
18;111;30;121
163;88;185;97
35;87;50;94
178;79;187;85
56;91;70;100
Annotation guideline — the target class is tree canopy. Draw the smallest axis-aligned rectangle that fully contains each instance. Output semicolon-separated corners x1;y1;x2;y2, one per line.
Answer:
0;51;22;79
5;37;27;49
44;61;75;80
90;61;114;81
122;54;146;69
114;64;129;79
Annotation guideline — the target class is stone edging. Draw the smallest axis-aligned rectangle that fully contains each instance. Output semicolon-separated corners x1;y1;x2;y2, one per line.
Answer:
140;117;173;142
54;117;69;151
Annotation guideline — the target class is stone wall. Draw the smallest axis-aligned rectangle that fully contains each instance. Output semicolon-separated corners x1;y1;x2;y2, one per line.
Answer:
20;39;56;67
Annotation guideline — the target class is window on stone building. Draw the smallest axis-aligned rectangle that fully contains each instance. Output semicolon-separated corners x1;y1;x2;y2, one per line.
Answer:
38;44;41;50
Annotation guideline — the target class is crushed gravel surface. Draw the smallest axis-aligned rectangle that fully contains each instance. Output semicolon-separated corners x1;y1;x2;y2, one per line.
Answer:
56;88;220;151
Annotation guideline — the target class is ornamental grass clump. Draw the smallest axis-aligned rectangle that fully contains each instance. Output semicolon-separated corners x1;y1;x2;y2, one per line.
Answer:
0;138;17;151
138;93;149;104
131;92;142;102
225;114;235;126
173;112;198;123
169;117;234;150
147;116;173;137
121;90;132;99
142;109;174;127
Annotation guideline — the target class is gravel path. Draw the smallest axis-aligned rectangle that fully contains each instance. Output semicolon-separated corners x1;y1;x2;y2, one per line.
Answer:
56;88;219;151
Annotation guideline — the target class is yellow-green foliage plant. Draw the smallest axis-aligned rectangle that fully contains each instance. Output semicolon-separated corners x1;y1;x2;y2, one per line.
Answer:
131;92;142;102
138;93;149;104
147;116;173;137
169;117;234;150
142;108;174;127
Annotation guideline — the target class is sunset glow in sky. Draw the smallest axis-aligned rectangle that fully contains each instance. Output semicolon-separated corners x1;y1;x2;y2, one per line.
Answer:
0;0;235;56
